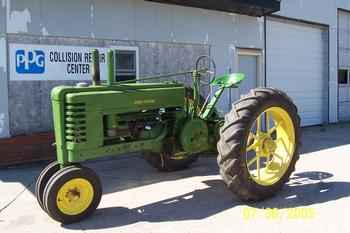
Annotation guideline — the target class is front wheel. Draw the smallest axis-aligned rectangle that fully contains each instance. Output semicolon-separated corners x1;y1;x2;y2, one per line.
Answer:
35;161;60;211
217;88;301;201
43;166;102;224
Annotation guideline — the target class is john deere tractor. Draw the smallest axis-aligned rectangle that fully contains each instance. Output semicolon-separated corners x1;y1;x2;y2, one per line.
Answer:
35;50;301;224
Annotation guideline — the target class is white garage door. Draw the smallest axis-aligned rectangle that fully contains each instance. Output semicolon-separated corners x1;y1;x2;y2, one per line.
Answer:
266;17;329;126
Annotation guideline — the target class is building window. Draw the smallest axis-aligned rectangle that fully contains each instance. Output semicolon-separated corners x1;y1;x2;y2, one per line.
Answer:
338;69;348;84
115;49;137;82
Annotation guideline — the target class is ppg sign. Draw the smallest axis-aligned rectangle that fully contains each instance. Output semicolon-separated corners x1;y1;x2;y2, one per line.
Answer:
16;50;45;74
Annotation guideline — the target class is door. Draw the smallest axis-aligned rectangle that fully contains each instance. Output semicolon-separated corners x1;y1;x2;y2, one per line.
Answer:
238;54;258;96
231;49;262;101
266;17;329;126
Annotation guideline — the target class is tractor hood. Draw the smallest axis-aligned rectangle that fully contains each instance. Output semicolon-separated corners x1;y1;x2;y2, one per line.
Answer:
145;0;281;17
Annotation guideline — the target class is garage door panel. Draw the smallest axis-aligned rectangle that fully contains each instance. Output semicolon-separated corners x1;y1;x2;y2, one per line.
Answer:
293;98;325;104
268;50;325;56
266;53;327;62
292;92;326;99
268;79;324;87
267;77;324;89
269;35;324;45
266;52;327;62
268;29;324;40
267;67;326;75
294;98;323;106
267;18;328;126
266;60;325;68
270;86;325;95
301;117;323;126
282;92;325;104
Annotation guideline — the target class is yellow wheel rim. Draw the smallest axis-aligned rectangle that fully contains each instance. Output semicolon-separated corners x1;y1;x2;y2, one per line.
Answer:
56;178;94;216
245;107;296;186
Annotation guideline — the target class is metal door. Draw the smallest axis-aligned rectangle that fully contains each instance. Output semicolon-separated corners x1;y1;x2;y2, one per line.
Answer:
238;54;258;97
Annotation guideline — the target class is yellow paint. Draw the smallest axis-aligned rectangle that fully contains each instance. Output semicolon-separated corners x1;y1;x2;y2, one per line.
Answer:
134;99;156;105
242;207;316;221
245;107;296;186
56;178;94;216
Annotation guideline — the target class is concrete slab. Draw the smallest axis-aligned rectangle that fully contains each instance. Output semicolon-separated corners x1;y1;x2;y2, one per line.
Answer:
0;123;350;233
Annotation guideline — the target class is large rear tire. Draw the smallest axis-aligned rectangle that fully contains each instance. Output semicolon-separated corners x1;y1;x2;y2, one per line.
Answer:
217;88;301;201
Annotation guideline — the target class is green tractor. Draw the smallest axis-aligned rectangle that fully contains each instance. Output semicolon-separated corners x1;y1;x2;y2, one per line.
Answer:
35;49;301;224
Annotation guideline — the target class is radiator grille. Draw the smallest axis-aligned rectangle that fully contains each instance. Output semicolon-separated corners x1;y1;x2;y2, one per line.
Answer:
64;103;87;143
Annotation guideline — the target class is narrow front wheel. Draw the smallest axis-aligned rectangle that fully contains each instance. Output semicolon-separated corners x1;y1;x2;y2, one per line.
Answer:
43;166;102;224
35;161;60;211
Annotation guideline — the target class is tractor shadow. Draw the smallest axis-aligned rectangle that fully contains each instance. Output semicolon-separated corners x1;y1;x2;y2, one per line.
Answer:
89;154;219;194
1;123;350;197
65;171;350;230
0;153;219;197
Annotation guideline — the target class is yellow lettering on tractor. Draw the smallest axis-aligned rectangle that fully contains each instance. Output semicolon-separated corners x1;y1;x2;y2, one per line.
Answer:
134;99;156;105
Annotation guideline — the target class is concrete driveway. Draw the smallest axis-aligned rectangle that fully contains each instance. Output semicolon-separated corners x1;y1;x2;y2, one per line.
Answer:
0;123;349;233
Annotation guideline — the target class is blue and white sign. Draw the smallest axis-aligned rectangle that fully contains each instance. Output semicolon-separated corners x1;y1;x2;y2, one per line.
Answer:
15;50;45;74
10;43;109;81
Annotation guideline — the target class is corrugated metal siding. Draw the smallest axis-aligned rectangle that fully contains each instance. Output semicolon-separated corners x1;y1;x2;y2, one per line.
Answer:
0;36;10;138
266;17;329;126
339;10;350;68
338;10;350;121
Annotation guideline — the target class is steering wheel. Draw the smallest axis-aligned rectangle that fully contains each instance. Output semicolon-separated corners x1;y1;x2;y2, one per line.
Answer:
195;56;216;85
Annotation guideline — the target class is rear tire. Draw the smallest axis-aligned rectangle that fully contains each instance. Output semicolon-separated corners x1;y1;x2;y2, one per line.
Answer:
217;88;301;201
144;138;199;172
143;87;204;172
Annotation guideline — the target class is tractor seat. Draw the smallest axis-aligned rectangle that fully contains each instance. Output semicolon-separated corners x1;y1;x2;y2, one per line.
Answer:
211;73;245;88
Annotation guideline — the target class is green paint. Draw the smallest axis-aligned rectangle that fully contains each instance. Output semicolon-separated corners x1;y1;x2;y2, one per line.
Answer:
201;87;225;120
51;51;246;167
211;73;245;88
180;119;208;153
107;49;115;86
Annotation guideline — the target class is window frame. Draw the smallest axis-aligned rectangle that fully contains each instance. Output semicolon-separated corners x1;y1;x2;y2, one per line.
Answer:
234;48;263;86
111;46;139;81
338;68;350;86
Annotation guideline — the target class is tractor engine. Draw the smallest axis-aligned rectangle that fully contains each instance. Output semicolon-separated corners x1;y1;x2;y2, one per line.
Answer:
102;109;176;145
51;83;186;164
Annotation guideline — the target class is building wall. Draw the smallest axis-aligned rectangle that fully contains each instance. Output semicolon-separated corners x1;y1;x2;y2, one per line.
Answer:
2;0;265;137
7;35;209;136
275;0;350;123
0;36;10;138
339;10;350;69
275;0;336;123
6;0;264;46
0;0;5;34
6;0;265;111
3;0;350;138
0;1;10;138
337;9;350;121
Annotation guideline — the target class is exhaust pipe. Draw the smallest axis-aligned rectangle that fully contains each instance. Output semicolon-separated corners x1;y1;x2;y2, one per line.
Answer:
107;49;115;86
92;49;101;86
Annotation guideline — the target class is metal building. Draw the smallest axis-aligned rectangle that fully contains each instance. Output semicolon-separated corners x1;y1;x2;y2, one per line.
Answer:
0;0;349;164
